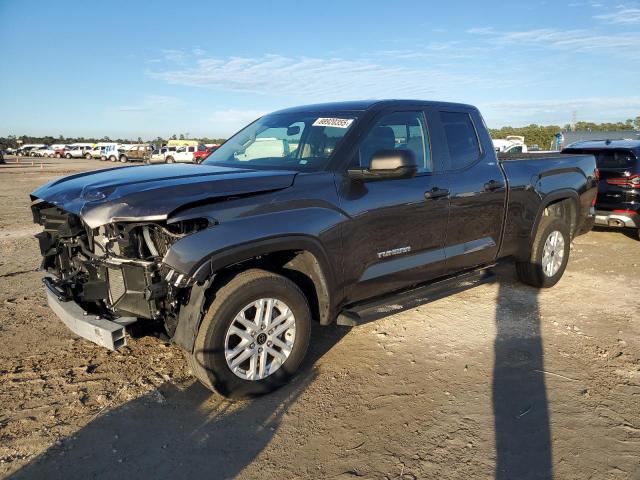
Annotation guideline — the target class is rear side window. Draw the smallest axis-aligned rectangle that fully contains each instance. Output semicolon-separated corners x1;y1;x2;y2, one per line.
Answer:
440;111;481;170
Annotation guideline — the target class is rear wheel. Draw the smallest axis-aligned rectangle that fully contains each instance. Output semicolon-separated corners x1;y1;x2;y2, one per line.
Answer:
165;156;175;163
55;153;61;158
109;155;117;162
187;269;311;399
516;217;570;288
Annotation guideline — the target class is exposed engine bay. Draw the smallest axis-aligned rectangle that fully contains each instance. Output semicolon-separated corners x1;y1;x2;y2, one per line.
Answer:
31;200;208;333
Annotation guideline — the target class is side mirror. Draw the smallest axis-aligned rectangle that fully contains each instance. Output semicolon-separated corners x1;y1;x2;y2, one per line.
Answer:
348;149;418;181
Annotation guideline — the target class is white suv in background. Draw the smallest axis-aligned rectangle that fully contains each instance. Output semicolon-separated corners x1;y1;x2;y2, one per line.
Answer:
64;144;93;158
31;146;54;157
166;145;197;163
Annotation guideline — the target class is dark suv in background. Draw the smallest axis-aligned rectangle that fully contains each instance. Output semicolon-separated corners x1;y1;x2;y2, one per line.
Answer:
563;140;640;240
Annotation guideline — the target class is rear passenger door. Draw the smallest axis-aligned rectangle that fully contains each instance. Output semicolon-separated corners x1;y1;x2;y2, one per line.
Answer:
429;108;507;272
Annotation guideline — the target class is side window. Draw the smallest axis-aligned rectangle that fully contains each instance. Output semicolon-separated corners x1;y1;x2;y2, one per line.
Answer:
355;111;431;172
440;111;481;170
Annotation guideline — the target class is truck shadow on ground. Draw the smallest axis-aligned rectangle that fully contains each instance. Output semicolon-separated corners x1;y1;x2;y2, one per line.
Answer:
492;265;552;479
9;323;349;480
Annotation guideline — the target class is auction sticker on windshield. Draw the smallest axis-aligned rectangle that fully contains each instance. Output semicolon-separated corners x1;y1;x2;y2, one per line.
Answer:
312;118;354;129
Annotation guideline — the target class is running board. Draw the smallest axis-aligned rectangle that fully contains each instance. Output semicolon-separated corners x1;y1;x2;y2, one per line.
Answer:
336;268;496;327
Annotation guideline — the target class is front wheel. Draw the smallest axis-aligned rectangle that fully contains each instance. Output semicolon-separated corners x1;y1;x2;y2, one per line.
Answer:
165;156;175;163
119;155;128;163
187;269;311;399
516;217;570;288
65;153;72;159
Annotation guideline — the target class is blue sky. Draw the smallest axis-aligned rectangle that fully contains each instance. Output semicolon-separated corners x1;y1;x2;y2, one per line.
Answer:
1;0;639;138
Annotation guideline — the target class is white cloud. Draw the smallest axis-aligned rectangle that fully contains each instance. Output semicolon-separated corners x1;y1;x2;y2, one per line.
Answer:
467;26;640;57
594;6;640;24
147;52;486;100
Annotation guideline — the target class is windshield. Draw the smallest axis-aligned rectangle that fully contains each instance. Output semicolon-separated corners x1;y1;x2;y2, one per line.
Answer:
203;112;359;171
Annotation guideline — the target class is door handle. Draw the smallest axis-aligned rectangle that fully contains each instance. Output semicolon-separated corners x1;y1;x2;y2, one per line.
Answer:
424;187;450;199
484;180;505;191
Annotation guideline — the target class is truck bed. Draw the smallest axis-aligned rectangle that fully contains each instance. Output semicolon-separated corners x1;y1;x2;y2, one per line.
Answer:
498;152;571;161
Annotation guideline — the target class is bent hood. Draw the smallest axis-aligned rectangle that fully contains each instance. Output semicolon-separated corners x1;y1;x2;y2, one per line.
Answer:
31;164;297;228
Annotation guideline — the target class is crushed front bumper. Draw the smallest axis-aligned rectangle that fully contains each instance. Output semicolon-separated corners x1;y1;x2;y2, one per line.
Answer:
44;277;136;350
594;210;640;229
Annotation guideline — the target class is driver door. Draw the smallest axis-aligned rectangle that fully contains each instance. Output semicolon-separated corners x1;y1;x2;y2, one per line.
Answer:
337;110;450;304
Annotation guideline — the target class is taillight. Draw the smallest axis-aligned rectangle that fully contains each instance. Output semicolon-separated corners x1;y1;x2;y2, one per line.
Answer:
606;175;640;188
594;168;600;181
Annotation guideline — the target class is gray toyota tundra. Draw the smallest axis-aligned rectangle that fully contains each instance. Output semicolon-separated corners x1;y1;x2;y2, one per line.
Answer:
31;100;597;397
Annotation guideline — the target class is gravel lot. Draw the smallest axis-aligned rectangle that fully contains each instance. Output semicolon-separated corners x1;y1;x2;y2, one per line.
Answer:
0;157;638;479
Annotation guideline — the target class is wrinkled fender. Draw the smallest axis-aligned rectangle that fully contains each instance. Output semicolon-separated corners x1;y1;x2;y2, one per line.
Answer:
163;207;343;283
165;207;345;351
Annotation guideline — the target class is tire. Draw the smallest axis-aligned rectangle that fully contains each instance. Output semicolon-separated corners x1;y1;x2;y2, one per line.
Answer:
65;153;72;159
516;217;570;288
119;155;128;163
187;269;311;399
85;153;92;159
165;156;175;164
55;153;61;158
109;156;117;162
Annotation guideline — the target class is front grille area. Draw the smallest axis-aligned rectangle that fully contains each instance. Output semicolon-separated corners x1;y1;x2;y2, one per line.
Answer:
32;200;171;320
108;268;126;303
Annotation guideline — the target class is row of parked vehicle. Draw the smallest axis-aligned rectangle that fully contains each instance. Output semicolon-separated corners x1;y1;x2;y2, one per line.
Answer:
10;142;219;164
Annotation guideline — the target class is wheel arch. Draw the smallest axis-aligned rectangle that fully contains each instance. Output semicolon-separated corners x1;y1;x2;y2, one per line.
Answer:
531;190;579;238
172;236;337;353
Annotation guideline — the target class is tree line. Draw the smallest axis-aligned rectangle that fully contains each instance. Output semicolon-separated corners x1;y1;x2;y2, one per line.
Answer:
488;116;639;150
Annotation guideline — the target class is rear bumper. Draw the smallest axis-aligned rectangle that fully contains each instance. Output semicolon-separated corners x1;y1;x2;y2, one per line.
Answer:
594;210;640;229
43;276;136;350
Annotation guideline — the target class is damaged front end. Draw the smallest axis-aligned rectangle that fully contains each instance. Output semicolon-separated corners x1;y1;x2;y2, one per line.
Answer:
32;199;208;348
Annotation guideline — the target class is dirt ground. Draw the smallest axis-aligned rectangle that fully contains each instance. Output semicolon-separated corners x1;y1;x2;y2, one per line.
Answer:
0;157;638;480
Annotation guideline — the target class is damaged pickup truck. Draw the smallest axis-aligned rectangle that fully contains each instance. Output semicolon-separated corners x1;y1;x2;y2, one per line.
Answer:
31;100;597;398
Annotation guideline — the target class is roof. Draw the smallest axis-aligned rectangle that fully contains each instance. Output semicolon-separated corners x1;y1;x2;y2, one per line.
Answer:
565;139;640;150
562;129;640;145
272;99;477;114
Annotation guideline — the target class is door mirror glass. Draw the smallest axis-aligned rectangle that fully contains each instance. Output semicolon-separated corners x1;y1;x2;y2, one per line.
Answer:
348;149;417;180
